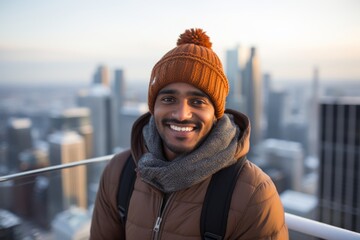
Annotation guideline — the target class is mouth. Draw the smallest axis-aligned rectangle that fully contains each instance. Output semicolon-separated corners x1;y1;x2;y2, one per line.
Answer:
169;125;194;132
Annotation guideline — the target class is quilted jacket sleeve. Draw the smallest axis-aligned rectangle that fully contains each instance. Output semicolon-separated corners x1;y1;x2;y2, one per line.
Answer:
90;151;130;240
232;162;289;239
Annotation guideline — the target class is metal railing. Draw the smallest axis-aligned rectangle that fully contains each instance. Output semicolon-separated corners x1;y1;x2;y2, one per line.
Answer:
1;155;360;240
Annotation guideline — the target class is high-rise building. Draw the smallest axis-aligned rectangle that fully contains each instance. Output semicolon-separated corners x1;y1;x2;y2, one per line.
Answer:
318;97;360;232
266;90;286;139
48;131;87;221
50;107;93;159
114;69;126;110
118;102;148;149
93;65;109;87
77;86;114;204
225;45;247;112
308;67;320;158
6;118;33;171
243;47;263;147
77;86;114;157
112;69;126;147
259;139;304;192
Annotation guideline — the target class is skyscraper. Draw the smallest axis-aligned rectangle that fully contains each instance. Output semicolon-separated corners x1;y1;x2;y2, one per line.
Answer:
50;107;93;159
225;45;247;112
259;139;304;192
243;47;263;147
77;85;114;201
318;97;360;232
6;118;33;171
93;65;110;87
48;131;87;216
112;69;126;147
266;90;286;139
308;67;320;158
77;86;114;157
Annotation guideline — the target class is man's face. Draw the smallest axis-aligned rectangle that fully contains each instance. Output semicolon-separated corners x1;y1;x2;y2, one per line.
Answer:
153;82;216;160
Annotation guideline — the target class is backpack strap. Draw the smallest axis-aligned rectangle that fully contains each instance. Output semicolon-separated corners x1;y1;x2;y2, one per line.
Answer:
117;154;136;224
200;156;246;240
117;153;246;240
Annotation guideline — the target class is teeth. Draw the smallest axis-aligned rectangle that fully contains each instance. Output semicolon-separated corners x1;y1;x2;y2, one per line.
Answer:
170;125;193;132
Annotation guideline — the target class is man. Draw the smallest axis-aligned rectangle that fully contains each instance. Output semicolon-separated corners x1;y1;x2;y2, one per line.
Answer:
90;28;288;239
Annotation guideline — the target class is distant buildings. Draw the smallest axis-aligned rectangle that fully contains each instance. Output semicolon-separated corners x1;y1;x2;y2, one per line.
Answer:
48;131;87;224
318;97;360;232
225;46;263;150
93;65;109;87
6;118;33;171
77;86;114;157
257;139;304;193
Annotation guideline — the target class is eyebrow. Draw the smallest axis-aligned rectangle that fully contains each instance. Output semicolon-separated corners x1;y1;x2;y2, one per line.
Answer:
158;88;210;99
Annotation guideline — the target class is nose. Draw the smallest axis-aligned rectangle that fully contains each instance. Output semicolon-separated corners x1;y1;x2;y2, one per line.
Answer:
172;101;192;121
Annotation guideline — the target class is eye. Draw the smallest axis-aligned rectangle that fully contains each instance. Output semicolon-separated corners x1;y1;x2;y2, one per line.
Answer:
190;98;207;106
161;96;175;104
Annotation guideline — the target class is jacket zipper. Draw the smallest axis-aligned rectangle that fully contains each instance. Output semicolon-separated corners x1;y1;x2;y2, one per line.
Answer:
153;194;173;240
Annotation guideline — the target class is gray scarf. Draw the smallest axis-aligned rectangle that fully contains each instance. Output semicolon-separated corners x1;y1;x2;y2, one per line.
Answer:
137;114;240;193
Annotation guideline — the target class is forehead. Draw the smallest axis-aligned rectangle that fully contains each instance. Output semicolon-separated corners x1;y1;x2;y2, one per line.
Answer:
158;82;208;97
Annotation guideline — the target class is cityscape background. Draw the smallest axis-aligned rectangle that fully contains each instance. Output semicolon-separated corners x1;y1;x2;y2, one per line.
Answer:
1;0;360;239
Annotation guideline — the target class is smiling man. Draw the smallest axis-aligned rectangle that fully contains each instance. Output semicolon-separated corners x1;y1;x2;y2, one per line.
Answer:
90;28;288;239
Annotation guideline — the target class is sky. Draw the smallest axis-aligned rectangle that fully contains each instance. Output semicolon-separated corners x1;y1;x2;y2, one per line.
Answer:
0;0;359;86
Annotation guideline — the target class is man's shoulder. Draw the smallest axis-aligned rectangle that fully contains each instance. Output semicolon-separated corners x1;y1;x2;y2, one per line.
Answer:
232;160;278;207
102;149;132;184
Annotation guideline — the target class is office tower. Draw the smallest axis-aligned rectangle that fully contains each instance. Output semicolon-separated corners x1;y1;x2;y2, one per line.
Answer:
259;139;304;192
318;98;360;232
225;45;242;99
118;102;148;148
225;46;247;112
13;148;49;218
114;69;126;110
266;90;286;139
77;86;114;205
50;107;93;159
32;175;51;229
308;67;320;158
0;143;7;171
48;131;87;221
242;47;263;148
112;69;125;147
77;86;113;157
6;118;33;171
93;65;109;87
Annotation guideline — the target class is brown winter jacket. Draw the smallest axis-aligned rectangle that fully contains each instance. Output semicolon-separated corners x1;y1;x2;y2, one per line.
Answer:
90;110;289;239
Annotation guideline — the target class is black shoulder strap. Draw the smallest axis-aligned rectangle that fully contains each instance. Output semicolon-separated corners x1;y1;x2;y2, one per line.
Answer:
200;156;246;240
117;154;136;224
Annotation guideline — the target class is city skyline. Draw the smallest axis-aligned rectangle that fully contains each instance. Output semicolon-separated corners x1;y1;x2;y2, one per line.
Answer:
0;0;360;86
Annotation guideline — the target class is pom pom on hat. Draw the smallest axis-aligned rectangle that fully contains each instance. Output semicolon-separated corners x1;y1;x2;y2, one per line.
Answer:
177;28;212;48
148;28;229;119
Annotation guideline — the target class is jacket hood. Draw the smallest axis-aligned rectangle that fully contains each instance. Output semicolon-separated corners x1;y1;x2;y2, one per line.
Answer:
130;109;251;163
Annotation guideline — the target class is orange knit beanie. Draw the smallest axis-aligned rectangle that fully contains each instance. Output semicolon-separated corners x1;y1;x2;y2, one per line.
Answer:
148;28;229;119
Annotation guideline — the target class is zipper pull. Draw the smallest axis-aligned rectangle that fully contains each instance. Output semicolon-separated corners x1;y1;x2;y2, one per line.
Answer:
153;217;162;232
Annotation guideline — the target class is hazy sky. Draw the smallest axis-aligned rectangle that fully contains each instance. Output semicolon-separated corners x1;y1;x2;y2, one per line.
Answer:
0;0;359;85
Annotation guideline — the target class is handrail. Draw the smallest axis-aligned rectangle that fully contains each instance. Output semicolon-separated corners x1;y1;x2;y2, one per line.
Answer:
285;213;360;239
0;154;114;182
1;155;360;239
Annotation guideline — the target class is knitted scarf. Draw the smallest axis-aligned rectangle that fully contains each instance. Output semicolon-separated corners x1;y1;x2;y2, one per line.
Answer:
137;113;240;193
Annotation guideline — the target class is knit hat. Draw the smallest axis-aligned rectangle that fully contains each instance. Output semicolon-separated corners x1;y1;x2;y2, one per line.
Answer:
148;28;229;119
